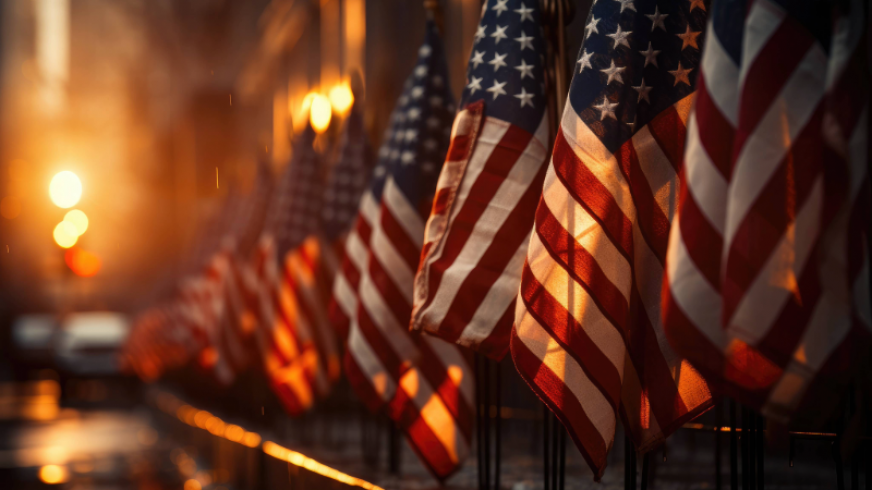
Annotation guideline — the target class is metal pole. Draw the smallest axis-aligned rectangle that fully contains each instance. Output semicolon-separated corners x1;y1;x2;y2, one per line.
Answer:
730;401;738;490
495;363;501;490
716;400;723;490
544;404;551;490
483;359;491;490
558;425;566;490
476;355;483;490
641;452;650;490
757;414;765;489
626;434;637;490
551;414;559;490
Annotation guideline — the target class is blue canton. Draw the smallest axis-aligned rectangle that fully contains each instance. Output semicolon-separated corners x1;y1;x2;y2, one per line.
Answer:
462;0;547;135
570;0;707;153
369;20;455;215
322;99;374;241
264;126;322;256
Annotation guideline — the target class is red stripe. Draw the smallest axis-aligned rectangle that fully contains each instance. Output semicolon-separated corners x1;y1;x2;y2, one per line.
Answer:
409;335;474;437
367;251;413;326
270;379;306;416
615;138;670;263
418;123;534;321
379;202;421;271
343;350;385;413
445;100;484;163
646;105;687;174
477;303;514;360
731;17;815;169
694;74;735;179
433;153;545;348
510;328;610;480
519;264;623;410
722;105;825;323
389;383;460;481
676;174;723;290
551;129;635;261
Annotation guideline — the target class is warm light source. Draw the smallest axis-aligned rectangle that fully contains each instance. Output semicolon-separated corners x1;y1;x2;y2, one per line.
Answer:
329;83;354;114
65;248;102;277
39;465;69;485
53;221;78;248
49;171;81;208
307;93;332;133
63;209;88;235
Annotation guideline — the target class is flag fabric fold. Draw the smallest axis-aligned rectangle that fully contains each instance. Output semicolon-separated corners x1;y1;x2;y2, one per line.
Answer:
411;0;550;360
511;0;713;479
335;21;475;481
662;0;871;426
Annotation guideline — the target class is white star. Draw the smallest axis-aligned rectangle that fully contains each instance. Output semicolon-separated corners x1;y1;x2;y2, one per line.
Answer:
471;50;486;68
423;139;438;151
633;78;652;103
593;97;619;121
374;166;386;177
429;96;443;107
426;116;440;129
669;62;693;86
393;130;404;142
389;149;400;160
491;25;509;43
486;80;508;100
467;76;483;94
411;86;424;98
474;25;487;43
585;16;600;39
404;129;418;142
515;3;534;22
488;52;508;71
492;0;509;16
614;0;636;12
378;146;390;158
515;59;536;79
414;65;428;78
407;107;421;120
577;50;593;73
600;60;627;85
514;87;535;108
419;45;432;57
433;75;444;87
399;95;409;106
689;0;706;12
639;42;660;67
515;31;535;51
645;6;668;32
607;25;632;49
401;151;415;164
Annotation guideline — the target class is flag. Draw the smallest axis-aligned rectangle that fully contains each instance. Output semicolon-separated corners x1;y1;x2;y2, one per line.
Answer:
411;0;550;360
338;21;474;480
324;97;375;340
253;126;340;415
511;0;714;479
662;0;871;425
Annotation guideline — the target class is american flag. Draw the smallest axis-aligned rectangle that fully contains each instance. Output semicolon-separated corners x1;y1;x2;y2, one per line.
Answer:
252;126;340;415
511;0;713;478
411;0;550;360
336;21;475;480
325;98;375;340
662;0;871;425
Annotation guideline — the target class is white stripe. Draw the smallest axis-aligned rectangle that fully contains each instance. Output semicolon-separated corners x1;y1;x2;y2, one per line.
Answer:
421;335;475;408
632;125;680;221
726;43;827;247
382;177;425;248
358;273;420;359
347;326;397;403
419;116;547;329
369;211;416;304
684;112;729;234
665;210;728;350
727;176;823;342
738;0;786;87
398;368;469;463
514;305;616;444
525;230;627;373
701;18;740;125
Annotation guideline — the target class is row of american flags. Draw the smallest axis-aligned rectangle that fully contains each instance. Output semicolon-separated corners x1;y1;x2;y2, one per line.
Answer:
122;0;871;481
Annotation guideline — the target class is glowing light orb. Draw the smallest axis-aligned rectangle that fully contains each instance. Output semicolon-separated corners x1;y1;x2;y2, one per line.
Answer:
64;248;101;277
39;465;69;485
329;84;354;114
308;93;332;133
63;209;88;235
53;221;78;248
49;171;82;208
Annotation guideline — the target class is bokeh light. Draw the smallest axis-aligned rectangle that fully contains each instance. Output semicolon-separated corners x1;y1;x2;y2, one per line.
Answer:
329;83;354;114
49;171;82;208
53;221;78;248
63;209;89;235
308;93;332;133
65;248;102;277
38;465;69;485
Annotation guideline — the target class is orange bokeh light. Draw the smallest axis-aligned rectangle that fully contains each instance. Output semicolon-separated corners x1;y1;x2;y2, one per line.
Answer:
64;248;102;277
